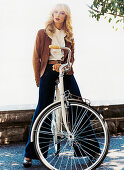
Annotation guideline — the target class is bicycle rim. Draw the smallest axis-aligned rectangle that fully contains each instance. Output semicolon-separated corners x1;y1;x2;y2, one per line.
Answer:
34;100;109;170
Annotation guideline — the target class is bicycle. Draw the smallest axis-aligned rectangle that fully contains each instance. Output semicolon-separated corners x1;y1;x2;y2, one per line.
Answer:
30;45;110;170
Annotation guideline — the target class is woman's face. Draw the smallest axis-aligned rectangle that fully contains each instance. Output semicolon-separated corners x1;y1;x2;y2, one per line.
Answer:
53;7;66;25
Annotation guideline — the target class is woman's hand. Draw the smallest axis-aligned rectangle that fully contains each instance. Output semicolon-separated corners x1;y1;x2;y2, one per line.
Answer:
53;64;61;72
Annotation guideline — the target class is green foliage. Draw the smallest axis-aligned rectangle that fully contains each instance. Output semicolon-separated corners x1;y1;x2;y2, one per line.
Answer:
89;0;124;29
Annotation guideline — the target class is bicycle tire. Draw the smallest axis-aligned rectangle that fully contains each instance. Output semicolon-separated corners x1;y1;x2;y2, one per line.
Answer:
34;99;109;170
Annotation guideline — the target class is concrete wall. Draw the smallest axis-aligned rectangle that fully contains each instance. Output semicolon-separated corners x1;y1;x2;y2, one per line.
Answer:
0;104;124;145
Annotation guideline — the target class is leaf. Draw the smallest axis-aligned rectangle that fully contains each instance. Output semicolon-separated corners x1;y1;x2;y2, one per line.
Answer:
96;14;101;21
116;20;120;23
89;10;95;15
108;18;112;23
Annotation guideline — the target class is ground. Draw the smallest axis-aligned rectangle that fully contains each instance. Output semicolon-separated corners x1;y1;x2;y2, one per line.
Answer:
0;135;124;170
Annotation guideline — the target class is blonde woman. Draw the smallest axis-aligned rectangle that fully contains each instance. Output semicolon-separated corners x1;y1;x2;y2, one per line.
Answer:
23;3;100;167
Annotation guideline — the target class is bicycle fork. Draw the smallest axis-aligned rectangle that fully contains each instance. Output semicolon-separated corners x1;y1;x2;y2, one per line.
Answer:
58;70;72;139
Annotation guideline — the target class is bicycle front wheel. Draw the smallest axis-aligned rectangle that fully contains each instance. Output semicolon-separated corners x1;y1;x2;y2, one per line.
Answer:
34;99;109;170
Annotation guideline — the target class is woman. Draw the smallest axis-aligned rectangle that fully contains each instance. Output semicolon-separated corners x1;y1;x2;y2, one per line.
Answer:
23;3;100;168
23;3;81;168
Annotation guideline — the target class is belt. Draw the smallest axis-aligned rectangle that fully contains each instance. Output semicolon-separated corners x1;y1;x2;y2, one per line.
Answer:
48;60;62;64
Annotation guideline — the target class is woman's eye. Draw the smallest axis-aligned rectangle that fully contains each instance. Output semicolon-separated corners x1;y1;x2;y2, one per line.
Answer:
60;12;65;15
54;10;65;15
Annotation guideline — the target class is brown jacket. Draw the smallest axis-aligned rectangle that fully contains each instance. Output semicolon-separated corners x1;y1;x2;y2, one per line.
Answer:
32;29;75;87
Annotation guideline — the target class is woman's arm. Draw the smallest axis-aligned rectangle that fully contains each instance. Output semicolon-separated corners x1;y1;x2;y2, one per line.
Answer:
70;38;75;65
32;30;45;87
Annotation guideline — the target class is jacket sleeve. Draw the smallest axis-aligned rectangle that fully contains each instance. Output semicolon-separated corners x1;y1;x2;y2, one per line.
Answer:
70;38;75;65
32;30;44;87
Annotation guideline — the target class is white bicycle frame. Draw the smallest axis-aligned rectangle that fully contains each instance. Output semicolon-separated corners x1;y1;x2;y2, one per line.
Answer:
50;45;72;139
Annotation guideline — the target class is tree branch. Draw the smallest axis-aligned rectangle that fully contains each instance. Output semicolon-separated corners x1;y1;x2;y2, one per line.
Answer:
89;6;124;18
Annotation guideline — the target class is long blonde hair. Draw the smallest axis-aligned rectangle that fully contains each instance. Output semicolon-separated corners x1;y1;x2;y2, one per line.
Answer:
45;3;73;43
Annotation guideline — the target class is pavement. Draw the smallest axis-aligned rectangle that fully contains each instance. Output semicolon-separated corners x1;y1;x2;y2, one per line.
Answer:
0;135;124;170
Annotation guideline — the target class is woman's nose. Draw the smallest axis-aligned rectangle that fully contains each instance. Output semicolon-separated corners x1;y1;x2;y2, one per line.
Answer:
56;12;60;17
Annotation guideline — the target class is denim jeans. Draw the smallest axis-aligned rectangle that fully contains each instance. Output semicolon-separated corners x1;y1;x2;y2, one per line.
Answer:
24;64;81;159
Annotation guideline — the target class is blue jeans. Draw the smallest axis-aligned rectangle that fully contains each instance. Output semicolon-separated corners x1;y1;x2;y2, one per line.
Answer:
24;64;81;159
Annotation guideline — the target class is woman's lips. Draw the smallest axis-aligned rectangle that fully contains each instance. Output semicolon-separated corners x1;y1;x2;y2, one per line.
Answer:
55;18;60;21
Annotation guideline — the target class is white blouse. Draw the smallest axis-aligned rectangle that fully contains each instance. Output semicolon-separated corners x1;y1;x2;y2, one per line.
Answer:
49;28;66;61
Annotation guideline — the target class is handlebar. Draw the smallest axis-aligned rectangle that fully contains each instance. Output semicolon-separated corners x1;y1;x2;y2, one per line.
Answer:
49;45;60;49
49;45;72;72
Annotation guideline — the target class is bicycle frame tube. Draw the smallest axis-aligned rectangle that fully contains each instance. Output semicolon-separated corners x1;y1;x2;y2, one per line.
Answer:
59;64;71;136
55;46;72;137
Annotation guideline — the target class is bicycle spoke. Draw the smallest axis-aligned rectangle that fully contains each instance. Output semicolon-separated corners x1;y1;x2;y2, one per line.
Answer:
79;141;100;157
72;109;88;134
48;137;67;157
74;111;95;136
77;119;104;140
65;150;70;170
77;131;105;139
75;124;104;140
71;105;74;131
76;143;89;169
71;107;83;132
59;141;70;170
49;140;69;165
39;130;53;135
76;137;101;150
76;136;104;146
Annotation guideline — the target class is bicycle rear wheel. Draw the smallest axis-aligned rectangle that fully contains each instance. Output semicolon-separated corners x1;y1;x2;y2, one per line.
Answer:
34;99;109;170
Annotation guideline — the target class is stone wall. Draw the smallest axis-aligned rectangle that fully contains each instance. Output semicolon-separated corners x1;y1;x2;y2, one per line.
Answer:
94;104;124;134
0;110;34;144
0;104;124;145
